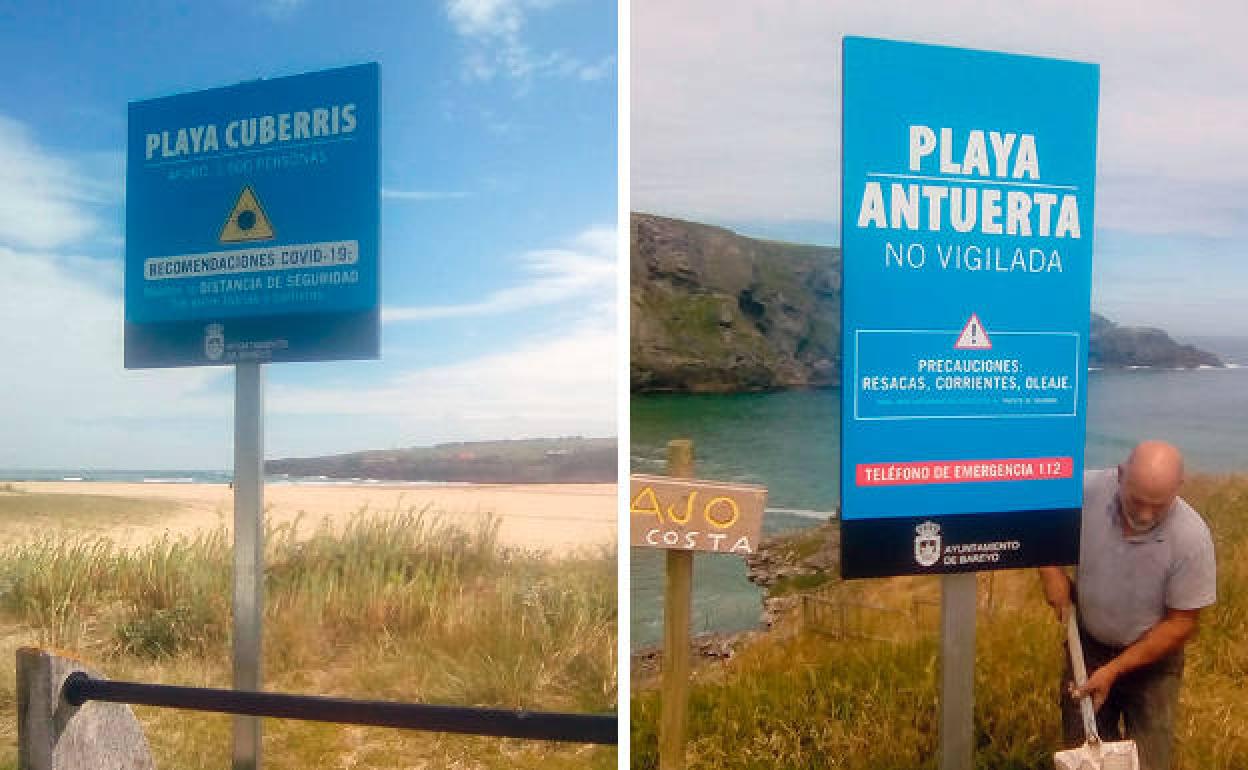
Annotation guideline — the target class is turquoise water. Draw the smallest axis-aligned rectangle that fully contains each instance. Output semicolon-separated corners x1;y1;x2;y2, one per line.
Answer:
631;360;1248;648
0;469;233;484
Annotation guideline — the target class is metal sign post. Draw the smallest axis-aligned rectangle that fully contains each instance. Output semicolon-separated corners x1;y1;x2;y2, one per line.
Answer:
939;574;976;770
124;64;380;769
838;37;1099;767
232;362;264;770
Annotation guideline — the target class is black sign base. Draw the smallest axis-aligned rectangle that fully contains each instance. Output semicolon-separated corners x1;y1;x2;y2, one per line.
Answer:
124;309;379;369
840;507;1080;579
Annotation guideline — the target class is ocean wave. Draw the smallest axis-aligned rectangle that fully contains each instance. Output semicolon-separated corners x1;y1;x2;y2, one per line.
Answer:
279;478;476;488
766;506;838;519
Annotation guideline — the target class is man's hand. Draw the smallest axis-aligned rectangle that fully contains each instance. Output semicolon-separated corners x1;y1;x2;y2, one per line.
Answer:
1038;566;1073;624
1071;662;1119;711
1070;609;1200;711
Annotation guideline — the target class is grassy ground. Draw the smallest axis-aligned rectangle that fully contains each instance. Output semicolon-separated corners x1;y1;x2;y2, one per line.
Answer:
632;474;1248;770
0;495;616;769
0;487;178;541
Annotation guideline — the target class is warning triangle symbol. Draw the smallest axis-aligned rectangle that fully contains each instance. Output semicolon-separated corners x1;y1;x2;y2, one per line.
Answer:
954;313;992;350
219;186;275;243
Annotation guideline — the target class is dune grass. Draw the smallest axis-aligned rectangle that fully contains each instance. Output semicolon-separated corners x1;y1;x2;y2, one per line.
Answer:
0;504;617;769
631;474;1248;769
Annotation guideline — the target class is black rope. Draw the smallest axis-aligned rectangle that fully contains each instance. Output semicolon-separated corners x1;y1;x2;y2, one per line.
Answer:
62;673;616;745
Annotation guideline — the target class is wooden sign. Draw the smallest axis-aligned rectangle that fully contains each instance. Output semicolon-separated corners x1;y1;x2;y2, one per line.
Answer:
629;474;767;554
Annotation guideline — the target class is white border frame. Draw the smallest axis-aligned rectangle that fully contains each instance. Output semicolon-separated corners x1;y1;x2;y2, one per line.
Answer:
852;329;1081;420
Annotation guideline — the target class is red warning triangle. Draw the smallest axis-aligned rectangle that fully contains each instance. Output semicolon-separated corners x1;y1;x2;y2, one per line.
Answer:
954;313;992;350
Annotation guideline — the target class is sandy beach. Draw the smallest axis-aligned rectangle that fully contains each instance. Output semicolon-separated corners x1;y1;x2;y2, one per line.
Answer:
5;481;617;555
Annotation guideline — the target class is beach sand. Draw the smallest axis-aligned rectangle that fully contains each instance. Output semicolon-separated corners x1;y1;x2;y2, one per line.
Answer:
5;481;617;554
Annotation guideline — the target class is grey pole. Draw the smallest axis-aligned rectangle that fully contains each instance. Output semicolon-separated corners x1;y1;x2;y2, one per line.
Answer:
939;572;976;770
233;362;264;770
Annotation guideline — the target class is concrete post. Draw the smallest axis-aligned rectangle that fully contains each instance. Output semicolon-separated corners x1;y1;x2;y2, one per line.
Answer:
17;648;156;770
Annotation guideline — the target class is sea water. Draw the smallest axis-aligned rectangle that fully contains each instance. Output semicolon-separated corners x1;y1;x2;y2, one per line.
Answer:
0;469;471;487
631;340;1248;648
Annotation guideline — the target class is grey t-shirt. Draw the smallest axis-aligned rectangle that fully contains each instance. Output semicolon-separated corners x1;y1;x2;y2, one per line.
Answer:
1076;468;1217;648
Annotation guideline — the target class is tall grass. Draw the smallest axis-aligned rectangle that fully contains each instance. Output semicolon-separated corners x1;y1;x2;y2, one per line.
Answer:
632;474;1248;770
0;505;616;769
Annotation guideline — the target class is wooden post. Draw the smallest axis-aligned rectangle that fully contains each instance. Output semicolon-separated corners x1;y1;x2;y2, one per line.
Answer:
659;439;694;770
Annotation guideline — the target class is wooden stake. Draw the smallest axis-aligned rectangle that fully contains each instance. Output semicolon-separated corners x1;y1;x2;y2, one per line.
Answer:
659;439;694;770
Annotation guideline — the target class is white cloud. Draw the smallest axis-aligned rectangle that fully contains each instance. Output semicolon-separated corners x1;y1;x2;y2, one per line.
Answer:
381;188;471;201
272;223;619;451
0;113;615;467
446;0;528;40
0;245;227;467
383;225;615;322
267;320;617;442
444;0;614;86
0;116;228;467
0;117;109;250
632;1;1248;237
573;54;616;82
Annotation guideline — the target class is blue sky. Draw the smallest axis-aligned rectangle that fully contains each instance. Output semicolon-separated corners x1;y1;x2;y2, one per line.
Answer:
0;0;617;469
632;1;1248;342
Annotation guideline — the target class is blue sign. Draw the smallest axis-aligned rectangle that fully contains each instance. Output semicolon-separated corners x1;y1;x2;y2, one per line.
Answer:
840;38;1098;578
125;63;379;367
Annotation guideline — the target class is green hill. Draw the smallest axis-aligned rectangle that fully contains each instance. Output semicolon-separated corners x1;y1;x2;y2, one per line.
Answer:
266;437;616;483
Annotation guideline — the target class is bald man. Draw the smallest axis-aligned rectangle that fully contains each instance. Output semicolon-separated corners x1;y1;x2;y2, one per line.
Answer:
1038;441;1216;770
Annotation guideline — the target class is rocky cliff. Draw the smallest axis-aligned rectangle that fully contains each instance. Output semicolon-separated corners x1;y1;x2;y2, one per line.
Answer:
631;213;841;392
1089;313;1221;369
631;212;1222;392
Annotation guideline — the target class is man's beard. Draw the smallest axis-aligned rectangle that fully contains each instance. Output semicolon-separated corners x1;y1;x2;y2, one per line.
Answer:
1116;491;1161;534
1123;507;1160;534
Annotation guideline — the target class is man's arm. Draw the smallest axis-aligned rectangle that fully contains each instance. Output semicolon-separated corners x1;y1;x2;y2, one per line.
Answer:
1073;608;1200;709
1038;566;1073;624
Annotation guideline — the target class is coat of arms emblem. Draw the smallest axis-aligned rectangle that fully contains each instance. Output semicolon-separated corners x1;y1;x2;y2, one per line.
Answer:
914;520;942;567
204;323;225;361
